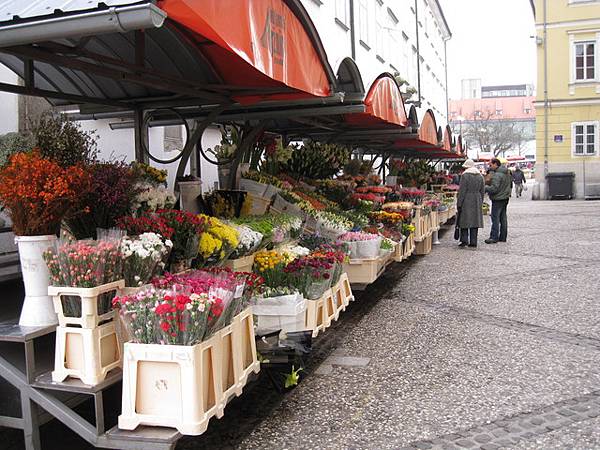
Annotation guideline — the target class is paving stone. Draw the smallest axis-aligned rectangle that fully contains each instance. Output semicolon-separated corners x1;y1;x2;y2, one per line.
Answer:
445;434;462;441
496;438;513;447
557;409;576;417
414;443;432;450
473;434;492;444
530;418;544;425
455;439;476;448
507;426;521;433
544;414;561;421
481;445;499;450
491;428;509;438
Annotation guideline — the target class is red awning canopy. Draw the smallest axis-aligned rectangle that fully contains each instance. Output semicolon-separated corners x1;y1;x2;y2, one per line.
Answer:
345;74;408;127
393;109;440;150
442;125;452;152
161;0;332;104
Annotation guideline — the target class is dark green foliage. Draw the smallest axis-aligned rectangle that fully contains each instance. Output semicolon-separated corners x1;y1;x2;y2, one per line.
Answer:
34;114;98;167
280;141;350;179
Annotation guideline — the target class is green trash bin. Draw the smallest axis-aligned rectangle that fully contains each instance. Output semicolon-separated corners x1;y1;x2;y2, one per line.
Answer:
546;172;575;200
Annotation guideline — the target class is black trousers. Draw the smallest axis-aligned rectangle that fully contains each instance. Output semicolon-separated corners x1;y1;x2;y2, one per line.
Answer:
460;227;478;246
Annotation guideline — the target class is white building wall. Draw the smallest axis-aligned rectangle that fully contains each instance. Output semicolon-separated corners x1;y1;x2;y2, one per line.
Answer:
301;0;450;123
78;120;220;193
0;65;18;135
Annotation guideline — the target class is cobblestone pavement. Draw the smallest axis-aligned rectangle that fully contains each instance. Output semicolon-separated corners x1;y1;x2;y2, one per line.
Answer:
4;198;600;450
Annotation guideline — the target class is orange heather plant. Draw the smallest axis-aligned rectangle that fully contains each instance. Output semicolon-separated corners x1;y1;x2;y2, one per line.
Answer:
0;150;91;236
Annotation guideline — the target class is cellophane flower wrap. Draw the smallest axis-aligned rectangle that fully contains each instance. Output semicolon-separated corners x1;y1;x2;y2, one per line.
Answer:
113;287;212;345
253;249;291;289
132;182;176;215
284;253;335;300
155;210;207;265
44;237;122;317
338;231;382;259
121;233;173;287
232;216;274;250
151;269;240;338
197;215;239;266
230;224;263;259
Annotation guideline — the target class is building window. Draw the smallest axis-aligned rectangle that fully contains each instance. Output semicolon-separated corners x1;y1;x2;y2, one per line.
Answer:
358;0;369;46
574;41;595;81
335;0;349;28
572;121;598;155
164;125;183;153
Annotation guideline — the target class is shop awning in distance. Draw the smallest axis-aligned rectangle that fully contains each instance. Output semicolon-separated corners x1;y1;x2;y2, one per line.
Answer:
0;0;335;109
345;74;408;128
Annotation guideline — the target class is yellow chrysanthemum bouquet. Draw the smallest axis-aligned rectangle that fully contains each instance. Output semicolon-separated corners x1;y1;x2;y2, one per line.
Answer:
197;214;239;266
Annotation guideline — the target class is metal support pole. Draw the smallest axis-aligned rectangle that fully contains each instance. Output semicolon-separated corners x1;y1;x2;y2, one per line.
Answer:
20;393;40;450
134;108;148;163
227;123;266;189
432;229;441;245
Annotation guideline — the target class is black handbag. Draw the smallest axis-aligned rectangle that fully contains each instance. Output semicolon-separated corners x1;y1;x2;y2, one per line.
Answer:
454;208;461;240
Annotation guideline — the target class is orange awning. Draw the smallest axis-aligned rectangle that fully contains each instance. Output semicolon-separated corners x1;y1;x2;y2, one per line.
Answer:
393;109;439;150
345;74;408;127
160;0;332;104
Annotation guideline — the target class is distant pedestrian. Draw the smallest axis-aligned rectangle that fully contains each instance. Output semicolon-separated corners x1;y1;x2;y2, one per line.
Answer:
456;159;485;248
485;158;512;244
512;166;526;197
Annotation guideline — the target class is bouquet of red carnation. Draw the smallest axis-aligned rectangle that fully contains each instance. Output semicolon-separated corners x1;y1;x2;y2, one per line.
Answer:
113;287;213;345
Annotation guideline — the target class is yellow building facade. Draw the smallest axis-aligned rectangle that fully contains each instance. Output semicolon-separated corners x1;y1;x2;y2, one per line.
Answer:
534;0;600;198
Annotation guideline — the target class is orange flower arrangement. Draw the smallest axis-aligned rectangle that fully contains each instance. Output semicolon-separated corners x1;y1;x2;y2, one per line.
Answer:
0;150;91;235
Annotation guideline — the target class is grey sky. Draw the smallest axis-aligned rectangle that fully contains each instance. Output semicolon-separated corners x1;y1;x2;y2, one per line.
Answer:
439;0;537;99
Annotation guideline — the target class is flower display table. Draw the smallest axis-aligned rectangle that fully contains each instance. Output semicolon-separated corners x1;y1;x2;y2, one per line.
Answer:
342;253;392;288
118;308;259;436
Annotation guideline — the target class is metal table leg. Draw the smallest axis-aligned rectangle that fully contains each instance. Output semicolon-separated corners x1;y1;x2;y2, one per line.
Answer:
20;392;41;450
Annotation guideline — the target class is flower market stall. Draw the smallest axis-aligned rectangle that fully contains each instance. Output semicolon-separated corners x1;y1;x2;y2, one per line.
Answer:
0;2;466;449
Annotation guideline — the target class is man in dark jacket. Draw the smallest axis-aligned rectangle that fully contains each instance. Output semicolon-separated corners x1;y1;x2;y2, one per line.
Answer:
485;158;512;244
512;166;526;197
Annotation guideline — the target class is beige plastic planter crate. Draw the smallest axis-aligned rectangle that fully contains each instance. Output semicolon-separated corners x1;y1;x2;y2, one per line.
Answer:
415;234;433;256
231;308;260;389
218;308;260;406
119;337;222;435
342;253;388;286
223;254;255;273
337;273;354;305
49;280;125;329
118;309;259;435
52;321;121;385
304;296;326;338
412;207;429;242
438;209;449;225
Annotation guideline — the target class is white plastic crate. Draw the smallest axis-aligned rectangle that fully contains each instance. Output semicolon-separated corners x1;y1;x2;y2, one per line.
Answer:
49;280;125;329
52;321;121;385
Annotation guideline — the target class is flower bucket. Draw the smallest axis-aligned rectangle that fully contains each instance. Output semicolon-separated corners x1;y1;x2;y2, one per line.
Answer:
218;165;231;189
252;293;307;333
16;235;58;327
177;180;202;214
306;278;332;300
346;237;381;259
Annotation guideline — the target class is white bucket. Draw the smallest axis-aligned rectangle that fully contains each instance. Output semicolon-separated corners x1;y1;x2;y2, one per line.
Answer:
15;235;58;327
177;180;202;214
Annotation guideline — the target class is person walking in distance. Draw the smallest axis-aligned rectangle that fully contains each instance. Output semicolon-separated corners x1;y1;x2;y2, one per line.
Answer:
512;166;526;198
485;158;512;244
456;159;485;248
